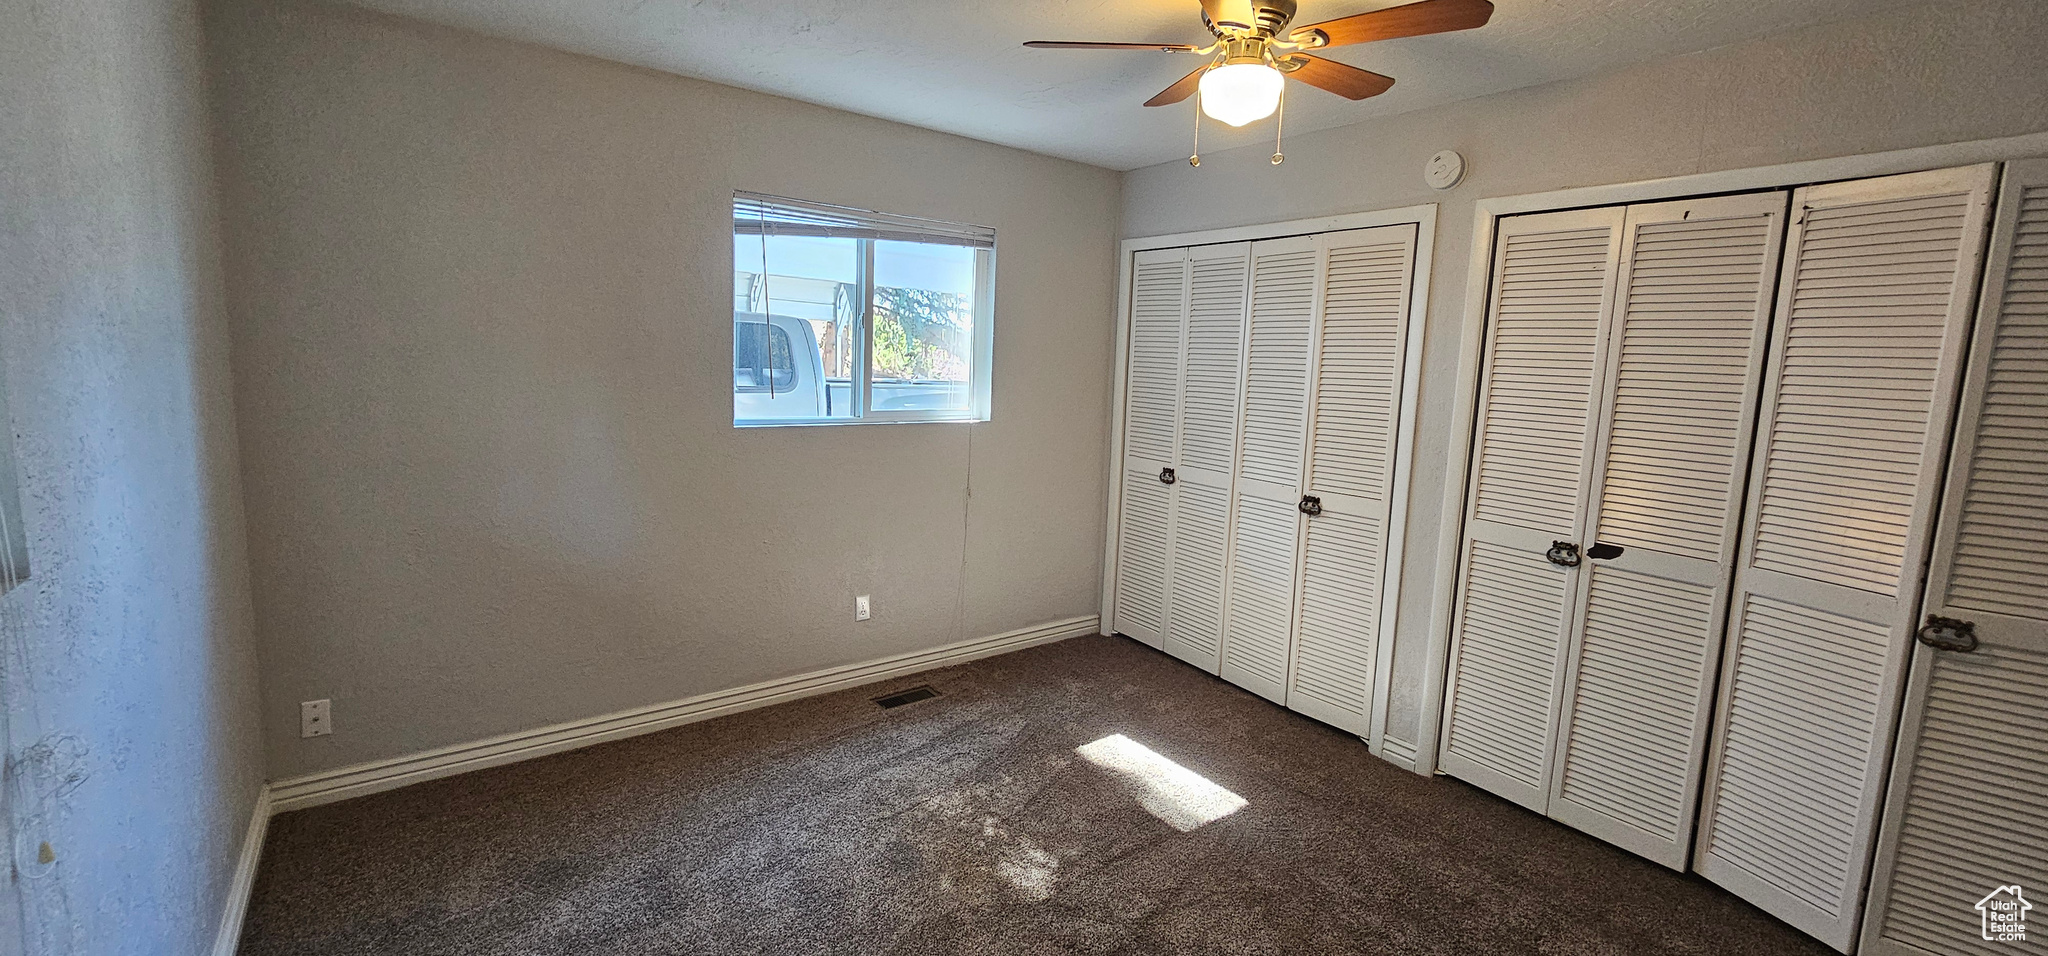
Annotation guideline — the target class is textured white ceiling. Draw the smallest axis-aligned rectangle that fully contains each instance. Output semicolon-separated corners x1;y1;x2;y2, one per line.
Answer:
338;0;1916;169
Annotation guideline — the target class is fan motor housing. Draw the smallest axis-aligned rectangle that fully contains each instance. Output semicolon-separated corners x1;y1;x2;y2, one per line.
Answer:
1204;0;1299;38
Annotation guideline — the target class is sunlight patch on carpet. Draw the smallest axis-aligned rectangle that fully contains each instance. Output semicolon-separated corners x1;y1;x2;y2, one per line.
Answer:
994;830;1059;901
1076;734;1246;832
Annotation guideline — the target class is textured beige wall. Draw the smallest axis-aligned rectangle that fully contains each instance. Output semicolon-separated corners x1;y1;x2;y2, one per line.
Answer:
1121;0;2048;749
0;0;264;950
207;0;1122;779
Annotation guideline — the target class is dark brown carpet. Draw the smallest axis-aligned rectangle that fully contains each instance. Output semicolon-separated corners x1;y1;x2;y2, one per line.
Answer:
240;635;1829;955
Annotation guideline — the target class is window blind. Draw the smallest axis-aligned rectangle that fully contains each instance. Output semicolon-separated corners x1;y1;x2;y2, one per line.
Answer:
734;191;996;249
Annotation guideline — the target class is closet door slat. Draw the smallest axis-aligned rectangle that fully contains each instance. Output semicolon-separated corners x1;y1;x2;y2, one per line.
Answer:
1161;243;1250;672
1165;480;1232;671
1237;243;1316;486
1221;235;1317;702
1113;248;1189;648
1694;164;1997;953
1125;249;1187;465
1289;225;1418;735
1178;249;1251;474
1439;207;1626;811
1545;192;1787;870
1114;469;1173;644
1860;159;2048;956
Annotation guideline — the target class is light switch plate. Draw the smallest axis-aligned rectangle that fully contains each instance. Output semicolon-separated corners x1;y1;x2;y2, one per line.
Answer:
856;595;872;622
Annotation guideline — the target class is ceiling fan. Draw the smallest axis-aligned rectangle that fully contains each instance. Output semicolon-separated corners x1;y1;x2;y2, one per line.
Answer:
1025;0;1493;133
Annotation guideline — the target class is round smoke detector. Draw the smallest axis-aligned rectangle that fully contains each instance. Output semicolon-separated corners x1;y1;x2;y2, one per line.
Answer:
1425;150;1466;190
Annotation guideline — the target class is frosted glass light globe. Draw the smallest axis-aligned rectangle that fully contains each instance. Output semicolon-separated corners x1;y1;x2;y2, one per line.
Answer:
1198;62;1284;127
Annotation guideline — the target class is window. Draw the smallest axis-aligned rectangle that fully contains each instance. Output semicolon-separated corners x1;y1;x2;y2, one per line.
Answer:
733;192;994;425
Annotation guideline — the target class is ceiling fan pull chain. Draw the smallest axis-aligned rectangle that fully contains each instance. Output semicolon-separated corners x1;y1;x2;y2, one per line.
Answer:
757;197;777;397
1190;92;1203;167
1271;81;1286;165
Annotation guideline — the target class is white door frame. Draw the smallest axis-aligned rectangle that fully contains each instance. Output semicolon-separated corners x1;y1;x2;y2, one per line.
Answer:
1102;203;1438;761
1418;129;2048;777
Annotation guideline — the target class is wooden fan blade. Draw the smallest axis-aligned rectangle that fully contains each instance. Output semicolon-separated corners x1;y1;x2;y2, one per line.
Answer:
1023;41;1201;52
1200;0;1258;32
1292;0;1493;48
1284;55;1395;99
1145;67;1207;107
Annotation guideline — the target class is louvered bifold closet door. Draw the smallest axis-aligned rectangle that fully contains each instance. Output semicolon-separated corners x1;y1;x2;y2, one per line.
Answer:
1694;164;1998;953
1543;192;1787;869
1859;159;2048;956
1164;242;1252;673
1113;248;1190;649
1438;207;1626;811
1220;235;1318;703
1287;225;1418;735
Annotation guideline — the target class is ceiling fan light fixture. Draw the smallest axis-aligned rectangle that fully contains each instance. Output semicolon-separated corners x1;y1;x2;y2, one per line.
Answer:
1198;60;1284;127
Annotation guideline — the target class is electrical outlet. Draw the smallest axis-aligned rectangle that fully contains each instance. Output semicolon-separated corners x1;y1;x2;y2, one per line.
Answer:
855;595;872;622
300;699;332;738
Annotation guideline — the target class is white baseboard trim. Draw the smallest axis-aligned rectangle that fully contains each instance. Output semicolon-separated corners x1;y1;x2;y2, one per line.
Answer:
268;614;1100;813
211;784;272;956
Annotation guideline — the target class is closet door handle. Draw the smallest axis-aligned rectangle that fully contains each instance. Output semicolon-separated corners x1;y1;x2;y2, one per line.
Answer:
1586;542;1624;561
1158;467;1177;485
1545;541;1581;568
1298;495;1322;516
1916;615;1977;652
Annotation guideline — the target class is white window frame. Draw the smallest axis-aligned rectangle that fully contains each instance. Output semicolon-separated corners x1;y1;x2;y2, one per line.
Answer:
733;192;996;427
